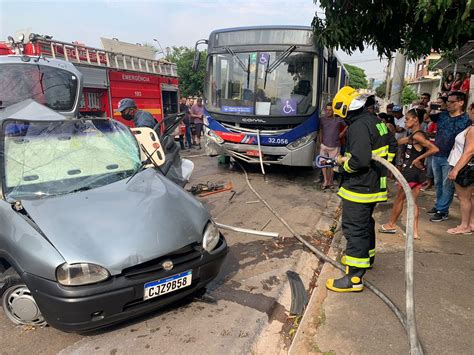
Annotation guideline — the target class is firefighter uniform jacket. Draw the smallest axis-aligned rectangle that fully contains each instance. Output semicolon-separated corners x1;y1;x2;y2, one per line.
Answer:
337;110;397;204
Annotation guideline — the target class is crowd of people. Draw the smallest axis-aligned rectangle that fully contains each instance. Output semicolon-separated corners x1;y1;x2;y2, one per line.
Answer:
318;88;473;237
441;72;471;96
178;97;205;151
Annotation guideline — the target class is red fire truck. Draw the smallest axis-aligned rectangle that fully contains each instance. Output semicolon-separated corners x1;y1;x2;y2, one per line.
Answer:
2;34;179;127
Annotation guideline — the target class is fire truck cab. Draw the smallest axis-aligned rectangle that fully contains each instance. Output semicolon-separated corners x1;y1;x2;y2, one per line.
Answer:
1;33;179;127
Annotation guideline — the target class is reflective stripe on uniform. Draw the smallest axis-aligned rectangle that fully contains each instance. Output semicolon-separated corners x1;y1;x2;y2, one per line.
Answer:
369;249;375;257
380;176;387;189
343;159;356;173
371;145;389;157
345;255;371;268
387;152;395;162
337;187;388;203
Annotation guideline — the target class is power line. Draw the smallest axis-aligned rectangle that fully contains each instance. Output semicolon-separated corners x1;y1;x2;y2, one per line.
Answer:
345;58;386;64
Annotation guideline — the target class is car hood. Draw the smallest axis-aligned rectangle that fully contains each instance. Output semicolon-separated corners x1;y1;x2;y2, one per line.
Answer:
21;169;210;275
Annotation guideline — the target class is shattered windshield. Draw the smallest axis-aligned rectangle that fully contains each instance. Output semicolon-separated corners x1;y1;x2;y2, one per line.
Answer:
0;63;78;111
3;119;141;201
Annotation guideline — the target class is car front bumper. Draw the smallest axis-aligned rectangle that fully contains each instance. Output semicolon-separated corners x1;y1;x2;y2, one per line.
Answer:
22;236;228;332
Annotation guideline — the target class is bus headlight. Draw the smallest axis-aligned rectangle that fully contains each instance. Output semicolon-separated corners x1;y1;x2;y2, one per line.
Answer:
206;129;224;144
287;132;317;150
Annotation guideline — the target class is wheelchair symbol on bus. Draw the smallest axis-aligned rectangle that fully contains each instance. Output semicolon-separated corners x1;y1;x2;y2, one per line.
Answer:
259;53;269;65
283;100;296;114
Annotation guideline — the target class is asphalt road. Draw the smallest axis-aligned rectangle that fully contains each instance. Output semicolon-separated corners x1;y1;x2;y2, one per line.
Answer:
0;154;339;355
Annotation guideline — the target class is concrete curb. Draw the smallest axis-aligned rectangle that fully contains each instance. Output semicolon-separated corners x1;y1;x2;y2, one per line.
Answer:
288;222;344;354
252;193;342;354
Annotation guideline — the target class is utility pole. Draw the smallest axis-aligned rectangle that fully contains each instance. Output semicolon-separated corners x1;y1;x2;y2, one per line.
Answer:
389;51;407;105
385;57;393;101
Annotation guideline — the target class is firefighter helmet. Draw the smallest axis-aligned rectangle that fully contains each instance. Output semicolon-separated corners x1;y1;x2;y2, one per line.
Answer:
333;86;372;118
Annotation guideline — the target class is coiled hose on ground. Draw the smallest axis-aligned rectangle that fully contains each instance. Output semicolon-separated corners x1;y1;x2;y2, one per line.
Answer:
235;156;424;355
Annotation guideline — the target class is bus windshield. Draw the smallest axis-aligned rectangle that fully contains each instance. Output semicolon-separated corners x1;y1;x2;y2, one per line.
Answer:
0;63;78;111
206;51;315;116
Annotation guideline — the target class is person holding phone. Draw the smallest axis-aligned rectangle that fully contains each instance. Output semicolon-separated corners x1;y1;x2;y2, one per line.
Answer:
427;91;470;222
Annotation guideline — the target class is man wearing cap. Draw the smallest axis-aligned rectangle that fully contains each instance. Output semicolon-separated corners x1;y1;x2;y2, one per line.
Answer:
392;105;406;168
117;98;157;129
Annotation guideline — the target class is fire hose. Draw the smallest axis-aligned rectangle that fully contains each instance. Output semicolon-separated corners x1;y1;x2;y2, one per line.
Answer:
236;156;424;355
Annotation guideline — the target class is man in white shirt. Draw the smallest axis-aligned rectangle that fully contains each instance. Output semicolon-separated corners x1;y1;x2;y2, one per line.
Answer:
392;105;407;167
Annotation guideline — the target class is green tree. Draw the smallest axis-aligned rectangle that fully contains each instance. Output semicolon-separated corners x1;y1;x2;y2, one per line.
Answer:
344;64;368;89
166;46;207;97
375;80;387;98
401;85;418;106
312;1;473;60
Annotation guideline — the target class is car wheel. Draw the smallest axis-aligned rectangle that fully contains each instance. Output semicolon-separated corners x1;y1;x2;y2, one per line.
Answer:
0;268;46;327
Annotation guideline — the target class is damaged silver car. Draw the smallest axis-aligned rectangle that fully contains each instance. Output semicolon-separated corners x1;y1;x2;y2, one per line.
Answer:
0;55;227;332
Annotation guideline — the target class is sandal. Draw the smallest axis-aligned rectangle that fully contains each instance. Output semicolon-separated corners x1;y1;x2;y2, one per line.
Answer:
447;227;473;235
378;224;397;234
320;184;329;190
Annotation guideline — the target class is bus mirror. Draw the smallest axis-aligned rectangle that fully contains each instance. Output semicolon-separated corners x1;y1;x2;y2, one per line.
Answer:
328;56;338;78
192;51;201;72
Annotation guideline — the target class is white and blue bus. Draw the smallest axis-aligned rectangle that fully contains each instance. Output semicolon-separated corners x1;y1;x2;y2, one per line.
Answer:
193;26;349;167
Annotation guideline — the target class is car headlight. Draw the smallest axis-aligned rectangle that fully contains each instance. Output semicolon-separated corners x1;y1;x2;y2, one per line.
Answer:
56;263;110;286
206;129;224;144
203;220;220;252
286;132;317;150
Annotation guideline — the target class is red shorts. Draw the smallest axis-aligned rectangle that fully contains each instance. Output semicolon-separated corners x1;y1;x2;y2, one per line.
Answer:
397;181;423;189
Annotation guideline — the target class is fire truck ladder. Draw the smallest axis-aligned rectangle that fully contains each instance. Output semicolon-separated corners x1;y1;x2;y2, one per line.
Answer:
30;39;178;77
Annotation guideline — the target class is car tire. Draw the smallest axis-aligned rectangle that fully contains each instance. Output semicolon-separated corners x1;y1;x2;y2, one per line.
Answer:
0;268;46;327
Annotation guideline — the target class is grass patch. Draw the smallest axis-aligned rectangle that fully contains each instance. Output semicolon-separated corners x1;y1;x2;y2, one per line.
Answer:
311;342;336;355
312;307;326;328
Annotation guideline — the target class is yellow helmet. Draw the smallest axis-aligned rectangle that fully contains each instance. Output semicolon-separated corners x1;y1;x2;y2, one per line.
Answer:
332;86;370;118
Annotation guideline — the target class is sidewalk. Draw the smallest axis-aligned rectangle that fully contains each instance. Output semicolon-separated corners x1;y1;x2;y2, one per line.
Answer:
290;186;474;354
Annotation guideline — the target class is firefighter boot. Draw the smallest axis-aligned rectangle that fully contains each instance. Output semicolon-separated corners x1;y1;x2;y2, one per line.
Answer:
341;255;374;269
326;266;365;292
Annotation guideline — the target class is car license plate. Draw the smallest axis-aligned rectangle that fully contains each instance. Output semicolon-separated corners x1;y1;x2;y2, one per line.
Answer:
246;150;260;157
143;270;192;300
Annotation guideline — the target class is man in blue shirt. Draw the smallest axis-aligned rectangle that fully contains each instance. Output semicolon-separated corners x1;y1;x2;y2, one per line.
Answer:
428;91;470;222
117;98;157;129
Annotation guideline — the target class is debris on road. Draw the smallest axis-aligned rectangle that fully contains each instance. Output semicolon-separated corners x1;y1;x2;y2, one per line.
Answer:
286;271;309;316
188;181;233;197
215;222;279;238
260;218;272;231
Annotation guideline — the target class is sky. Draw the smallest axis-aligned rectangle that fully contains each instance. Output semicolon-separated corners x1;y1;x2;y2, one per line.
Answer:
0;0;410;81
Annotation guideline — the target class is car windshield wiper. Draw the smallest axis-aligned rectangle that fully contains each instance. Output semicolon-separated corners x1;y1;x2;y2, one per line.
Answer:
224;47;249;74
126;143;162;184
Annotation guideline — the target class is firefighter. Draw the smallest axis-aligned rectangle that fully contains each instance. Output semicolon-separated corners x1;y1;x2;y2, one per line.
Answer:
326;86;397;292
117;98;157;129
